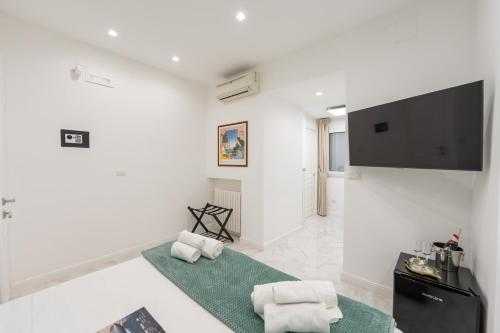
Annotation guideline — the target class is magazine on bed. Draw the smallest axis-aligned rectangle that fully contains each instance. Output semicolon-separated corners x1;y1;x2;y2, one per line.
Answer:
97;307;166;333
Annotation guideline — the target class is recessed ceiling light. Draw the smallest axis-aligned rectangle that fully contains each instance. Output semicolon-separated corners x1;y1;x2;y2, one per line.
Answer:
108;29;118;37
315;91;323;97
236;11;246;22
327;105;347;117
172;55;180;62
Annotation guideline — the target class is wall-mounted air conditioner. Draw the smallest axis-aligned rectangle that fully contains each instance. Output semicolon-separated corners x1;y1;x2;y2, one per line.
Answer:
216;71;260;102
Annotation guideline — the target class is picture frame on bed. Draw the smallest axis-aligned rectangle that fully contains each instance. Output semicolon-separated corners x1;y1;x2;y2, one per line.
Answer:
218;121;248;167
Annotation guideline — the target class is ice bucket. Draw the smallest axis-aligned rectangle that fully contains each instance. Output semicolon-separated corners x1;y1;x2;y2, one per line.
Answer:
432;242;464;272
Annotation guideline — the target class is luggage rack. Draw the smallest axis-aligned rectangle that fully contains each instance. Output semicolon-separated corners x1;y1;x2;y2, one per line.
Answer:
188;203;234;243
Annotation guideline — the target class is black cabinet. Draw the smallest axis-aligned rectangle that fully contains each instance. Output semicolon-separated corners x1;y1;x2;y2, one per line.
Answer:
393;253;481;333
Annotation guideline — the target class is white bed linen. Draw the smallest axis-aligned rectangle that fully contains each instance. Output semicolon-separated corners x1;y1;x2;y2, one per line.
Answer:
0;257;403;333
0;257;233;333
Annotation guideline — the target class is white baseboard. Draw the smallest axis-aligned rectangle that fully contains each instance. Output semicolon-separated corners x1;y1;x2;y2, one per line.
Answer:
238;237;265;251
194;223;303;251
341;271;393;298
10;232;179;299
263;225;303;248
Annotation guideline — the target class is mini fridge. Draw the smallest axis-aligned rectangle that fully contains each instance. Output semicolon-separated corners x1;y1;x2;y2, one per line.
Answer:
393;253;481;333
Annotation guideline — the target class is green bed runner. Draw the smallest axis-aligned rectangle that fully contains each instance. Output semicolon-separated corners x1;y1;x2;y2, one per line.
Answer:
142;242;396;333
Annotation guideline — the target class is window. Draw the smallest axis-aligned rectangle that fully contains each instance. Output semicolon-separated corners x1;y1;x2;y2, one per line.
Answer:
329;132;345;172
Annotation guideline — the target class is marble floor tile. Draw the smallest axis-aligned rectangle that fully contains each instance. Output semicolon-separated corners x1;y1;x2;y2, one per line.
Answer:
228;214;393;315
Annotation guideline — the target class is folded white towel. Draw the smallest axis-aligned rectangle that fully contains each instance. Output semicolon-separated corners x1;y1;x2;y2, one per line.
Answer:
326;306;343;323
178;230;206;249
252;284;275;315
251;293;342;324
272;283;320;304
264;303;330;333
253;280;338;314
170;241;201;263
201;237;224;259
252;280;341;324
304;280;338;309
177;230;224;260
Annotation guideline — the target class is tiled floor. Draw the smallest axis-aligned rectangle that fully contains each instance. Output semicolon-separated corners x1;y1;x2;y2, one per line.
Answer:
229;215;344;284
228;214;393;315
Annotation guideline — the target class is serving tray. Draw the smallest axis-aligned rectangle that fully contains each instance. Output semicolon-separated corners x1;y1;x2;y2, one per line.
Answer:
405;259;442;280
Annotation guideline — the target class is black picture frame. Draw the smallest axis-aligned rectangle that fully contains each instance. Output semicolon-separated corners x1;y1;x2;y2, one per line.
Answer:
217;121;248;167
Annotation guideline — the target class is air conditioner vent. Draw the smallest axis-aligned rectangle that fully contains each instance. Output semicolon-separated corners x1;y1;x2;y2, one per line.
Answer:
216;71;260;102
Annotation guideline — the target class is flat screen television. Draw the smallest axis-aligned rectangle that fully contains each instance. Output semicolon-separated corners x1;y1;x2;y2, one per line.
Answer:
348;81;483;171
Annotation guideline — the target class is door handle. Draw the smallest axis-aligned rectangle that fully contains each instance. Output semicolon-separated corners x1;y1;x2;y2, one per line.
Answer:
2;197;15;206
2;211;12;219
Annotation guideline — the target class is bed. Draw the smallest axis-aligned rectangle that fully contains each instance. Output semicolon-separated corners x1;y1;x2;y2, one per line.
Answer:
0;246;403;333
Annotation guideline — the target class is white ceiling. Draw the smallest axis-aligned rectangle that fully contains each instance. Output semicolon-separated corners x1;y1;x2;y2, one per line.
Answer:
0;0;417;84
273;72;346;119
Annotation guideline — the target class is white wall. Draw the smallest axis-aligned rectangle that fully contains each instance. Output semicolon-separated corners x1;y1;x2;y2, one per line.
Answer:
327;117;346;217
470;0;500;332
0;15;211;284
209;178;241;193
263;99;303;244
243;0;478;287
205;94;266;246
206;93;303;247
342;0;479;287
0;52;9;302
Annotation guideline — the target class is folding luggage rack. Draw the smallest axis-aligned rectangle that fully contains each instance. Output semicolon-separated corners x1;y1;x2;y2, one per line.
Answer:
188;203;234;243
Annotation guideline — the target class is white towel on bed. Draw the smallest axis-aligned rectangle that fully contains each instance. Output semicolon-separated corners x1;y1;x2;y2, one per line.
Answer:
178;230;206;250
272;283;320;304
177;231;224;260
264;303;330;333
252;280;342;323
326;306;343;323
253;281;338;313
170;241;201;263
201;237;224;259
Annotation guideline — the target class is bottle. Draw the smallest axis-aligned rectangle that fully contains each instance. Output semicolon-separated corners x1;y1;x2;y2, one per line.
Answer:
446;228;461;250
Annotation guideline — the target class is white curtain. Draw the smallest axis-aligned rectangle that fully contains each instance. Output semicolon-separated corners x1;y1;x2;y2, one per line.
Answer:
317;118;329;216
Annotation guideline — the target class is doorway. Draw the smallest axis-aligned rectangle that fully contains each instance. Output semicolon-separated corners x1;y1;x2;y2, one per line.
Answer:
303;126;317;219
271;71;346;220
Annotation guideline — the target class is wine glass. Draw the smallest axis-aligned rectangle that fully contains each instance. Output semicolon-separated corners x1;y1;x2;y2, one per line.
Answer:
422;241;433;264
413;240;422;264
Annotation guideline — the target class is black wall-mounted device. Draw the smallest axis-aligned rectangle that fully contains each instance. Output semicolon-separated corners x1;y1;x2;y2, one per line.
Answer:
60;129;90;148
348;81;483;171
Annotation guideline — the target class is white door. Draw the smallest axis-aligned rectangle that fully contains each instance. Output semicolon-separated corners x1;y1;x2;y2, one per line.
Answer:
303;128;317;219
0;54;12;303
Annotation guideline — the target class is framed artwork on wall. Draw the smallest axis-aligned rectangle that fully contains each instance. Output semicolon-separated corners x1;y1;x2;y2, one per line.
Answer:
218;121;248;167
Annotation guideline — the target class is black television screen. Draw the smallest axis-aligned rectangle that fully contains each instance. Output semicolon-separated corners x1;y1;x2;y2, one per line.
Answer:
348;81;483;171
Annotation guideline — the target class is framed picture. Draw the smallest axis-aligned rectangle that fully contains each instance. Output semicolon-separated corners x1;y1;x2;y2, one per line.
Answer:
218;121;248;167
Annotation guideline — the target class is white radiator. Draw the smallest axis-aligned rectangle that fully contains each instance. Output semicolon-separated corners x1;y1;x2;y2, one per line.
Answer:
214;189;241;236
